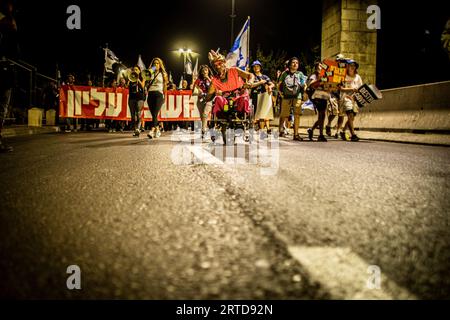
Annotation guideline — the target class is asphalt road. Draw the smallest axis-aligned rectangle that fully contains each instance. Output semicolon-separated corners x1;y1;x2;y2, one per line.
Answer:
0;130;449;299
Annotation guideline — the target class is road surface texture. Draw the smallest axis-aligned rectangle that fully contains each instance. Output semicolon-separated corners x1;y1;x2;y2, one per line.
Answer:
0;130;449;299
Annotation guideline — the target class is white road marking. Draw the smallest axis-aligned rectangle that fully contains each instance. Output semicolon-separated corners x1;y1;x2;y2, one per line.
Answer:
288;246;416;300
185;145;224;165
184;134;416;299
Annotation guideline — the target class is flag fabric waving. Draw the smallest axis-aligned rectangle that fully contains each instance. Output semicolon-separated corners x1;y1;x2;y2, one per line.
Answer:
104;48;120;73
185;53;193;75
137;54;146;71
226;17;250;70
192;57;199;80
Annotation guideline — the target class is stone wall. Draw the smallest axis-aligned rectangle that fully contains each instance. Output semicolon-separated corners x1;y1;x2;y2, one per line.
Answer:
322;0;378;85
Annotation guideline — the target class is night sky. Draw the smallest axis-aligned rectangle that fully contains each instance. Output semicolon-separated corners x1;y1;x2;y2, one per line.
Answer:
10;0;450;88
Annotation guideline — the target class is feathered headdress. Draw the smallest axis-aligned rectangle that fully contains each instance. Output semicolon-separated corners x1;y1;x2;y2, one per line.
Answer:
208;49;225;64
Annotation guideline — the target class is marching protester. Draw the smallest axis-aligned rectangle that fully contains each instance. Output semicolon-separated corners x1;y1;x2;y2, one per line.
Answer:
146;57;168;139
193;64;213;138
179;79;189;90
63;74;77;132
339;59;363;141
250;60;274;135
106;79;118;133
205;50;254;117
277;57;307;141
0;0;18;152
306;62;330;142
325;54;347;138
127;65;146;137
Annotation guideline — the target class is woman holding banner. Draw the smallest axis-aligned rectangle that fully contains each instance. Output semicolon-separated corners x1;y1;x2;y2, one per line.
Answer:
306;62;330;142
340;60;362;142
146;57;168;139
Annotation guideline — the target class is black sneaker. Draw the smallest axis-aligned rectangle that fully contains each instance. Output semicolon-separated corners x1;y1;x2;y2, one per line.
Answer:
317;135;328;142
333;133;338;139
340;131;348;141
326;126;332;137
351;135;360;142
307;128;313;141
133;130;140;137
293;134;303;141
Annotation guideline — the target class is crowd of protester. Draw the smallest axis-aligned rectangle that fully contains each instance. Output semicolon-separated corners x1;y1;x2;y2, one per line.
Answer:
49;51;363;144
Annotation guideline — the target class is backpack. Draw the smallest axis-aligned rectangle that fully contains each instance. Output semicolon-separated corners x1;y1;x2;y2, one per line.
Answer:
282;72;302;98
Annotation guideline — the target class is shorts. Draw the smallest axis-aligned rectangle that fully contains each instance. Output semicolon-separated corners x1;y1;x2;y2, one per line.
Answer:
280;98;302;118
327;97;339;116
342;100;359;114
312;98;327;112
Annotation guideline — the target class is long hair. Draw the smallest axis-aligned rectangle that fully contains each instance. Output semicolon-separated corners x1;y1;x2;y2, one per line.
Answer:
149;57;167;76
198;64;213;80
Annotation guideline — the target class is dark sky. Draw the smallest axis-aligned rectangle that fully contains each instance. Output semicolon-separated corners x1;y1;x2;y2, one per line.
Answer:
14;0;322;83
11;0;450;88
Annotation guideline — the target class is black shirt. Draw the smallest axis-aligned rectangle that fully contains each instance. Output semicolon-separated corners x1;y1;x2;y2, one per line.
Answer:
128;81;145;101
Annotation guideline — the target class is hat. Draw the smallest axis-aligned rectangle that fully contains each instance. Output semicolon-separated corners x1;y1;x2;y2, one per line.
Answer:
251;60;262;67
345;59;359;69
336;53;345;60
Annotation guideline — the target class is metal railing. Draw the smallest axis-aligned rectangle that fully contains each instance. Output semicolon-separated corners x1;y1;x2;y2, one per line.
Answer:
2;58;57;125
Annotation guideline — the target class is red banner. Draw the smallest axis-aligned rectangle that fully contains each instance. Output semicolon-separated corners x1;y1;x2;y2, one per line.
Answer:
59;86;204;121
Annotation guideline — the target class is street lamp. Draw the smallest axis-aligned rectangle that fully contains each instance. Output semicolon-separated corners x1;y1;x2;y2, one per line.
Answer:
173;48;198;85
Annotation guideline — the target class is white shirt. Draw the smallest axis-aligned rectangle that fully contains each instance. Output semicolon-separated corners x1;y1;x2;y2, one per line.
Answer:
148;72;164;94
340;74;363;107
308;73;330;100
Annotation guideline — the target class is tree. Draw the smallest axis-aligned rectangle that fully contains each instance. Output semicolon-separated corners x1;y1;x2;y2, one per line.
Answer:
253;45;287;81
299;45;321;76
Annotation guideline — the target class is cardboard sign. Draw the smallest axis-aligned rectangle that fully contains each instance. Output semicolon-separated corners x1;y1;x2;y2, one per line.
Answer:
353;84;383;108
317;59;347;91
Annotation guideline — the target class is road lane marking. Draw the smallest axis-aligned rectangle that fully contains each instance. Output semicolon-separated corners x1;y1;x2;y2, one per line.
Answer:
287;246;416;300
186;145;225;166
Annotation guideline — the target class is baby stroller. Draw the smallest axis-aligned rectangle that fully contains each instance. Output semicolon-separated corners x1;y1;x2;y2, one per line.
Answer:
209;93;254;145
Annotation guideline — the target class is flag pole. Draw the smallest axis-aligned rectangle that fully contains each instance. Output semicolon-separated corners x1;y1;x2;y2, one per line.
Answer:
247;16;250;71
102;43;108;88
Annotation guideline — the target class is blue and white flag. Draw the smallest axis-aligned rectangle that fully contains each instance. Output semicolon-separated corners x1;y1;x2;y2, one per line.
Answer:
301;99;316;112
226;17;250;70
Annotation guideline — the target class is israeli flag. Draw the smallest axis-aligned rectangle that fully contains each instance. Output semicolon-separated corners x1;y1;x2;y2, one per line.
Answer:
226;17;250;70
301;100;316;112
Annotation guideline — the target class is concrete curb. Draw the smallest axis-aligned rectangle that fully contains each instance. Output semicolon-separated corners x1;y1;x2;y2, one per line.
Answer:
1;126;60;138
